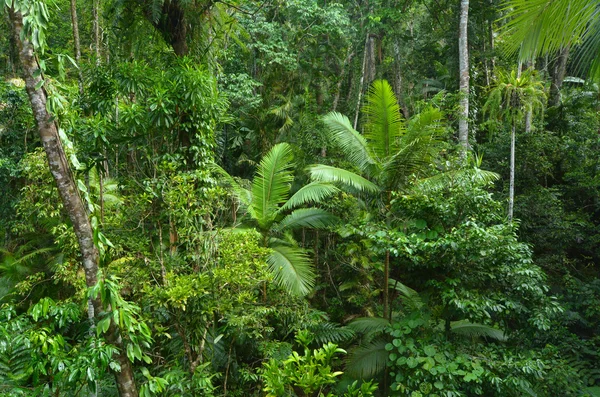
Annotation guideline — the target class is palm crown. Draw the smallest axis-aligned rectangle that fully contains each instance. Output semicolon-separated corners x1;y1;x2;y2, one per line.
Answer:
214;142;339;296
309;80;444;196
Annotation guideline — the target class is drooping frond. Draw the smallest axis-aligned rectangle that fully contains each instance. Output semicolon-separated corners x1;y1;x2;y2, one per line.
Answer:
280;182;341;212
347;317;390;334
276;208;338;232
389;278;424;311
345;338;388;379
362;80;404;160
309;322;356;345
500;0;596;61
267;245;315;296
307;164;380;193
209;163;252;208
251;143;295;228
323;111;375;174
450;320;507;342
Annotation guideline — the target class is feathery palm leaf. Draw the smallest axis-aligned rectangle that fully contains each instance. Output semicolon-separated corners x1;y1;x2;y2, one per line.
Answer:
389;278;424;311
251;143;295;228
209;163;252;207
501;0;600;79
450;320;507;342
280;182;341;212
276;208;338;233
345;338;389;379
322;112;375;174
363;80;404;160
347;317;390;335
267;245;315;296
307;164;380;193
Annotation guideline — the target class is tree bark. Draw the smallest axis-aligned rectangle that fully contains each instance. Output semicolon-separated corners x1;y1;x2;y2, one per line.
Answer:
458;0;470;155
550;45;570;107
93;0;101;63
69;0;83;94
354;33;370;129
8;9;139;397
508;120;516;222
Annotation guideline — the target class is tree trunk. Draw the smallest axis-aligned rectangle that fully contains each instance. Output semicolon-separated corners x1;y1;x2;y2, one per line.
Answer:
148;0;191;56
354;33;370;129
93;0;101;63
69;0;83;94
458;0;470;155
508;120;516;222
8;9;139;397
550;45;570;107
393;39;410;119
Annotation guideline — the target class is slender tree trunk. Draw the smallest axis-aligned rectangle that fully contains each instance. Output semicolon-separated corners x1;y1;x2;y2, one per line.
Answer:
8;9;139;397
508;119;516;221
332;49;353;112
69;0;83;94
93;0;101;63
393;39;409;119
524;61;534;133
550;45;570;107
458;0;470;155
354;33;370;129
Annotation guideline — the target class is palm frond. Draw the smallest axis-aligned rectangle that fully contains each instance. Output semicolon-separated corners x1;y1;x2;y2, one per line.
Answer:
309;322;356;345
345;338;388;379
280;182;341;212
500;0;595;61
251;143;295;228
450;320;507;342
347;317;390;334
388;278;424;311
362;80;404;160
276;208;338;232
307;164;379;193
381;107;443;190
323;111;375;174
209;163;252;207
267;245;315;296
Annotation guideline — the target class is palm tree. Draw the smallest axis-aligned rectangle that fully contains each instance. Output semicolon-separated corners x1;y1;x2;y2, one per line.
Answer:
214;142;339;296
501;0;600;81
483;69;546;221
310;79;444;318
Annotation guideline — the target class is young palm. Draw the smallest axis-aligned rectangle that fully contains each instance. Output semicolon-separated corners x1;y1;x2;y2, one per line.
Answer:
309;79;445;318
483;69;546;221
214;143;339;296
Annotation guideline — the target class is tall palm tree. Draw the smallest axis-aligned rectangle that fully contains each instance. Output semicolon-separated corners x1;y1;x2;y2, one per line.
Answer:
501;0;600;81
214;143;339;296
309;79;445;318
483;69;546;221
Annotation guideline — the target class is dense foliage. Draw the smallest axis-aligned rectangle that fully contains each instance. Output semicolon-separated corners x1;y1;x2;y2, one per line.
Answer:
1;0;600;396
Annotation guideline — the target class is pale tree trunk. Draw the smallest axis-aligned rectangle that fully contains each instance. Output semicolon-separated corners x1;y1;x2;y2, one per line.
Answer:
354;33;370;129
458;0;470;155
524;60;534;133
69;0;83;94
93;0;101;63
508;120;516;221
8;9;139;397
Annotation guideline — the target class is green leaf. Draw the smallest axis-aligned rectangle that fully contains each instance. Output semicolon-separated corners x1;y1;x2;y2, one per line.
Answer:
267;245;315;296
308;164;379;193
276;208;338;232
